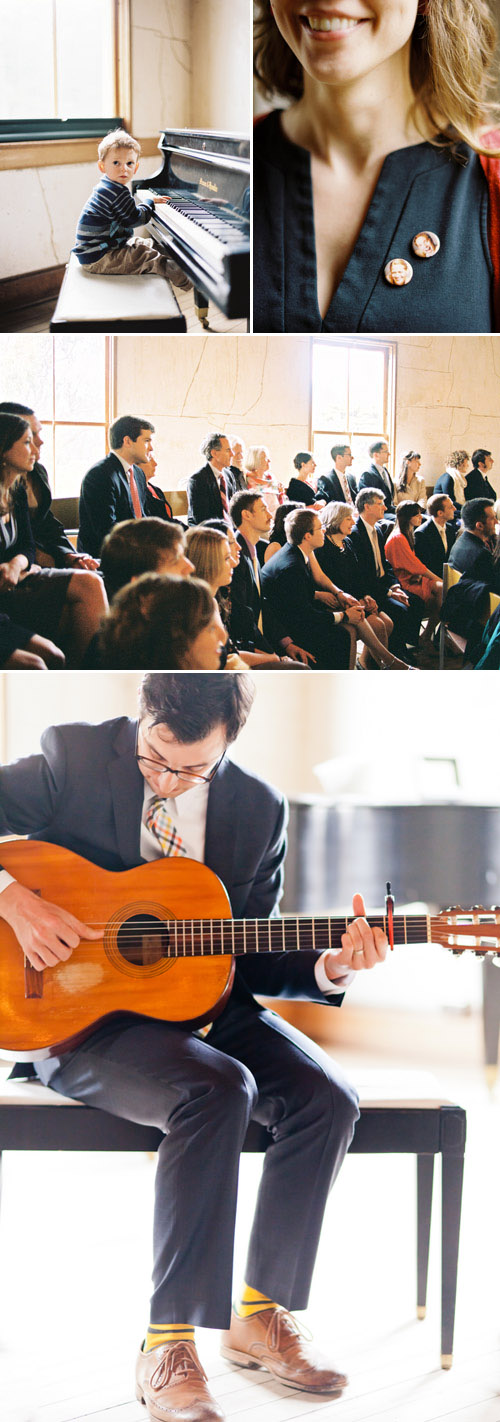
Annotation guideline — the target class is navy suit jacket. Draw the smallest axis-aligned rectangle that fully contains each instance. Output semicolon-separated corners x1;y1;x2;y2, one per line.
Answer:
316;470;357;505
413;518;456;577
187;465;235;525
0;716;340;1014
78;453;148;557
342;518;399;602
448;530;498;587
357;464;395;512
464;468;496;502
260;542;350;668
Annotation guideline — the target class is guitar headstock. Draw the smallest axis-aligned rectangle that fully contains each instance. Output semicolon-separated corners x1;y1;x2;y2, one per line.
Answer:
431;907;500;956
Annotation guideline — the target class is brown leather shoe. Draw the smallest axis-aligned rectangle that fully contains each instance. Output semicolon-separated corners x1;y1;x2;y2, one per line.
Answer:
135;1339;224;1421
220;1307;348;1394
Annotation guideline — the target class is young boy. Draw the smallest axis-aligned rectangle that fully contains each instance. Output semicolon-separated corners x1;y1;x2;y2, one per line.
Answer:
73;128;191;288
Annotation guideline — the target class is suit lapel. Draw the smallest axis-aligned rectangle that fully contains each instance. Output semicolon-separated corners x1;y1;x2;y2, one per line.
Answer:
204;758;237;896
107;718;146;867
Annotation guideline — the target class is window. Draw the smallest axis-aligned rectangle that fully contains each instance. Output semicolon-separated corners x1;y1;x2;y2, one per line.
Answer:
311;338;396;483
0;0;129;152
0;334;112;498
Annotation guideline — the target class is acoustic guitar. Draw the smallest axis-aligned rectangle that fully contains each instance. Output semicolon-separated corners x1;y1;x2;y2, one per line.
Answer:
1;839;499;1060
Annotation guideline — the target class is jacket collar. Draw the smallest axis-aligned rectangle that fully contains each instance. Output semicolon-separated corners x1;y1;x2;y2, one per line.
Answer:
107;718;145;867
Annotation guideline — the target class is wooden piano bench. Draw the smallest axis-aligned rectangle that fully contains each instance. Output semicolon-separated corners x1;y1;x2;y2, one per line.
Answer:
50;251;187;332
0;1068;465;1368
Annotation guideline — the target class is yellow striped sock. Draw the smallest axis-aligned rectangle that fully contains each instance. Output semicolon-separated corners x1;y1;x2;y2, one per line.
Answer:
144;1324;195;1352
235;1283;277;1318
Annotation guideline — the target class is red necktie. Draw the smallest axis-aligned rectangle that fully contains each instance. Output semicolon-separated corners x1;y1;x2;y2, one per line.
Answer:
218;473;229;515
129;468;143;519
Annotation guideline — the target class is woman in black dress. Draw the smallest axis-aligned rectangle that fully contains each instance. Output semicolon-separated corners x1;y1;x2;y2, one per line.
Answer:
254;0;500;332
316;501;410;667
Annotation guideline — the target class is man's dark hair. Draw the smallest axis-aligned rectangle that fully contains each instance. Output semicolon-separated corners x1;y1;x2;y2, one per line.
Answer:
284;507;316;545
293;451;313;470
356;487;384;514
471;448;492;469
427;493;449;518
330;443;350;462
461;497;494;531
202;518;232;534
229;489;260;527
200;432;226;462
139;670;255;743
100;517;185;600
0;401;34;417
109;416;154;449
369;440;387;458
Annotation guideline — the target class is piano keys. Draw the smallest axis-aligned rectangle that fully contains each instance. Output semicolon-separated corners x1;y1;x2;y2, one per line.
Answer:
135;129;250;323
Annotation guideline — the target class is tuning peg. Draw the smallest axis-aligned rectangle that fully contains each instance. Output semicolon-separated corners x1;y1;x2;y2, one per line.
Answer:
451;949;464;957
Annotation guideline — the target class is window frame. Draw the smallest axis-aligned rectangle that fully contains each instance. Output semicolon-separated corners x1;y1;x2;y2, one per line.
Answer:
0;0;131;170
40;335;114;500
310;335;397;472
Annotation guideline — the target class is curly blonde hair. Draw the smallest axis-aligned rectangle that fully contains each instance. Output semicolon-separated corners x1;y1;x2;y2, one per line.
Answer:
254;0;500;155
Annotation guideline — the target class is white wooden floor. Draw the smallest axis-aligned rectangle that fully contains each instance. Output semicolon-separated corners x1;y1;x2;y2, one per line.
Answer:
0;1018;499;1422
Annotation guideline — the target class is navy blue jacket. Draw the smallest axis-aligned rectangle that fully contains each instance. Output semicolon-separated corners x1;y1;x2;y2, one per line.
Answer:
78;453;149;557
413;518;456;577
316;470;357;505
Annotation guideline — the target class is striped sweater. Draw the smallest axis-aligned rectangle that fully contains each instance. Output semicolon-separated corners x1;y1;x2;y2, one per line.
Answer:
73;176;155;265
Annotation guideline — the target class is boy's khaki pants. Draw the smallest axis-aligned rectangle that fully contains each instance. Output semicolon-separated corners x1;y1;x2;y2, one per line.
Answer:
85;237;191;288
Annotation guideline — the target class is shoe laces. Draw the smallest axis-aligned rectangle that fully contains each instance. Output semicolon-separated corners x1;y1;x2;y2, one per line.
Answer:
150;1340;207;1390
266;1307;312;1353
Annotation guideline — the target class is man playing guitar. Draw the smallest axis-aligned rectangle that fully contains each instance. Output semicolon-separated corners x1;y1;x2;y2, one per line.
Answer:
0;673;387;1422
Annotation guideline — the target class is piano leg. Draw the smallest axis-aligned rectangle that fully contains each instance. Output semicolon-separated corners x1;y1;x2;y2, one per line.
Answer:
194;287;210;329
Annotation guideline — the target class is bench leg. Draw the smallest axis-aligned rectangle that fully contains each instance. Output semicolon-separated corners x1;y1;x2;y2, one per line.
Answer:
440;1108;467;1369
417;1154;434;1319
482;956;500;1088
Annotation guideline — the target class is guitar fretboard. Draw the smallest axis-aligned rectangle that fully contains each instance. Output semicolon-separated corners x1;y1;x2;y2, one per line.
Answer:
130;913;431;956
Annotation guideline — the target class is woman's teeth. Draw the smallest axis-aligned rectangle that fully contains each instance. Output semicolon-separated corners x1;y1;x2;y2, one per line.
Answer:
306;16;360;31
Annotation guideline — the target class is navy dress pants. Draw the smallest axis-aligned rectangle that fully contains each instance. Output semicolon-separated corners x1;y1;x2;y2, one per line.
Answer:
38;999;359;1327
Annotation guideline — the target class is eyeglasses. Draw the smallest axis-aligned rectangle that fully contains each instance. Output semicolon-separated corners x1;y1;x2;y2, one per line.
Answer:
135;727;225;785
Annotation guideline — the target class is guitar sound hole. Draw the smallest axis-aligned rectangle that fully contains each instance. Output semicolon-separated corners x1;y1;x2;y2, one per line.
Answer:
116;915;169;967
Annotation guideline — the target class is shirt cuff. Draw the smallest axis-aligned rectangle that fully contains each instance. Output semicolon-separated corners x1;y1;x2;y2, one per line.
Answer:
0;870;16;894
333;611;343;624
314;952;354;995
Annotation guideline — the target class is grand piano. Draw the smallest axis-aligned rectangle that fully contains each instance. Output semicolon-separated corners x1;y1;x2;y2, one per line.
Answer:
134;129;250;325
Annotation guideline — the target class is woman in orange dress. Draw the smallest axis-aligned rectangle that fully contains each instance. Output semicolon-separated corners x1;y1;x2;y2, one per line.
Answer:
385;500;442;647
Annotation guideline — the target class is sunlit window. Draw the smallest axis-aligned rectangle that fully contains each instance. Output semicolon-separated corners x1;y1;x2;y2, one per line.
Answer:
0;0;116;125
0;335;111;498
311;338;395;481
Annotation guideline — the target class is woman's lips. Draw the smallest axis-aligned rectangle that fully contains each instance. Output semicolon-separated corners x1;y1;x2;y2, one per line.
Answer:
300;14;368;36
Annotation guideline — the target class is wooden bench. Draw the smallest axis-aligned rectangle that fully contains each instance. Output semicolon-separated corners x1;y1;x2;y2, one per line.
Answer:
0;1068;465;1368
50;252;186;332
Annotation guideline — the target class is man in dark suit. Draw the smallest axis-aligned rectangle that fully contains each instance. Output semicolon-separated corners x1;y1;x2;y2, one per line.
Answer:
229;491;312;664
414;495;457;576
0;674;387;1422
449;498;498;584
187;433;236;525
343;489;414;654
78;415;154;557
465;449;497;502
357;440;395;513
0;401;99;569
316;443;358;506
261;509;354;668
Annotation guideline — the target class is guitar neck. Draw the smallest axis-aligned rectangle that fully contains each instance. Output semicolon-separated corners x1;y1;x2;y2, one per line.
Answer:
163;912;431;957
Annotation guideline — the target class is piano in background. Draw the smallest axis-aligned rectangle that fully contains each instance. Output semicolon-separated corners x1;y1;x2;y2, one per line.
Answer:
134;129;250;327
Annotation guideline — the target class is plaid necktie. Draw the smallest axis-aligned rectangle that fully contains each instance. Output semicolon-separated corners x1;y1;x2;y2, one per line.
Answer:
145;797;186;857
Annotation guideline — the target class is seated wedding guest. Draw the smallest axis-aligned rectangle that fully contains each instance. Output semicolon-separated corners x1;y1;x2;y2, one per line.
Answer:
385;501;443;650
185;526;250;669
0;413;107;665
261;508;354;669
286;452;325;508
494;498;500;531
316;444;357;506
97;574;228;669
317;503;408;669
0;612;64;670
414;495;457;576
134;453;174;520
187;433;235;525
472;600;500;669
100;519;194;601
0;402;98;570
202;518;242;570
449;498;500;586
434;451;470;513
357;441;395;513
264;500;303;560
394;452;427;509
228;438;248;493
343;489;413;658
229;490;313;664
244;445;284;513
79;416;154;557
465;449;497;502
